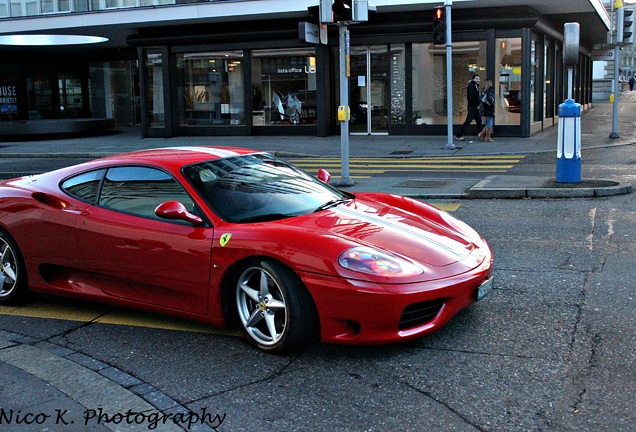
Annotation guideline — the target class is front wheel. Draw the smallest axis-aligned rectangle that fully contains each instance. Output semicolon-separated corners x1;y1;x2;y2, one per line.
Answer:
0;231;29;304
235;260;318;353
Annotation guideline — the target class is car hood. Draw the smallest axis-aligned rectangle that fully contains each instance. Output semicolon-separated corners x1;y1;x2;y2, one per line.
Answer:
295;194;483;268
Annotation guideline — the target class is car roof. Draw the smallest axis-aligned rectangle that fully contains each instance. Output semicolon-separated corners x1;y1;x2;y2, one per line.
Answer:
93;146;262;170
3;146;266;191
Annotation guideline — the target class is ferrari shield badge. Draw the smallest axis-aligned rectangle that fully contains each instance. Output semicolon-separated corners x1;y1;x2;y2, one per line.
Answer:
220;233;232;247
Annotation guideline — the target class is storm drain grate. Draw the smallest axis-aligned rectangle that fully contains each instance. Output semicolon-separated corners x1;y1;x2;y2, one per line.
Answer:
390;150;413;155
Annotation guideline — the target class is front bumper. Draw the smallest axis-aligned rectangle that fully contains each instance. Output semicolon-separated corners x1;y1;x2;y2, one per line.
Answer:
301;255;493;345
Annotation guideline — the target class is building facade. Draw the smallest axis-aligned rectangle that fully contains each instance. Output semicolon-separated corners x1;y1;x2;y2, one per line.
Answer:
592;3;634;101
0;0;610;139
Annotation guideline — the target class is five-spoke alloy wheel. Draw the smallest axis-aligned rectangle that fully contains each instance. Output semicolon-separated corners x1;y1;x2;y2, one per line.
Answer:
235;260;317;353
0;231;27;304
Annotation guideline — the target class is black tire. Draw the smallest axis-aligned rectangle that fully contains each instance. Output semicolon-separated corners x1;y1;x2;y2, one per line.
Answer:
235;259;318;353
0;230;29;305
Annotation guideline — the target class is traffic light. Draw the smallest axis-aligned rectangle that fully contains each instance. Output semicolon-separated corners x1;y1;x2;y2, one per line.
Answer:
319;0;370;23
624;8;634;44
332;0;352;22
308;5;320;24
433;7;445;45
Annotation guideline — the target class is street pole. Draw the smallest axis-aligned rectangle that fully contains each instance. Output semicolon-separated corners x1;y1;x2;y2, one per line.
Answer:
337;24;354;186
611;1;624;138
443;0;455;150
556;23;582;183
610;43;621;138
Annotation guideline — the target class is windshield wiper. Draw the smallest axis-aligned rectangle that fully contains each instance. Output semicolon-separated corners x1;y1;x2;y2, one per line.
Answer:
314;198;349;212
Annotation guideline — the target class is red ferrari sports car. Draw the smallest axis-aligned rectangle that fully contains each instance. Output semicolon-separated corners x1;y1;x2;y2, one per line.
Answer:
0;146;493;353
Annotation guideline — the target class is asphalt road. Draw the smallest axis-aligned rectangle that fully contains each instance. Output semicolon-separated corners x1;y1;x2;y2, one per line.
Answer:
0;144;635;431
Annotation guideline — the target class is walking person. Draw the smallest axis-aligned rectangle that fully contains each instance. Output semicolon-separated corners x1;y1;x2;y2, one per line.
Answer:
478;79;495;142
455;74;482;141
629;75;635;91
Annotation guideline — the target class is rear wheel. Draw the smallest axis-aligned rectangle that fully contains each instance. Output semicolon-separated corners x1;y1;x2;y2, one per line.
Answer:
0;231;28;304
235;260;318;353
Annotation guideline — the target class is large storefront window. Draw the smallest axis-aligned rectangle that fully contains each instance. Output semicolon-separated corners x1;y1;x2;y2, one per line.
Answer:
544;39;555;120
412;41;486;126
391;44;406;126
58;73;82;118
530;38;538;122
177;52;244;127
497;37;522;125
26;67;54;119
2;65;92;121
146;52;164;128
90;60;140;125
252;48;316;126
0;65;19;120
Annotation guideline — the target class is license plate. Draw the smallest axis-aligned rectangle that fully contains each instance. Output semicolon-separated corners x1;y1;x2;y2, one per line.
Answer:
477;277;494;300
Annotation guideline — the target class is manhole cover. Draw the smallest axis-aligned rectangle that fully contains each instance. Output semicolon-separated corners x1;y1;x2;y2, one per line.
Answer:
395;180;451;188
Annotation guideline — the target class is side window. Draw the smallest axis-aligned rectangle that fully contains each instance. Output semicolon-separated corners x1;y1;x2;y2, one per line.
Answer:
61;169;106;204
99;166;197;221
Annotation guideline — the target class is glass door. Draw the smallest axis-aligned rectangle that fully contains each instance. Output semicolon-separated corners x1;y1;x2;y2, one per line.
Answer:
349;45;389;135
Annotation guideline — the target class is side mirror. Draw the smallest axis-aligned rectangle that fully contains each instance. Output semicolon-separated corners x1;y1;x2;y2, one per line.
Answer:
155;201;203;225
317;169;331;184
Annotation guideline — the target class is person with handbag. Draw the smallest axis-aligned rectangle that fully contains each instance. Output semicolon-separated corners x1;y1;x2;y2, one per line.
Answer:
455;74;483;141
478;79;495;142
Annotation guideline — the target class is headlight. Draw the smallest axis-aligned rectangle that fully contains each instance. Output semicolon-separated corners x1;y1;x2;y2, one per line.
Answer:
338;246;424;277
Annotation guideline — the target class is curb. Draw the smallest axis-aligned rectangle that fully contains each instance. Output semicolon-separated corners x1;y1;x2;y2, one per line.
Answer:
0;331;217;432
469;176;633;199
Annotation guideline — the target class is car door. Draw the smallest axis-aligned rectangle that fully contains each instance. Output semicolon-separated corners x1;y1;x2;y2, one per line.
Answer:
75;166;213;315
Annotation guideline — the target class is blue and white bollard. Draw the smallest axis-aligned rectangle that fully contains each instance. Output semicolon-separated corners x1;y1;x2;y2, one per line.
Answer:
556;99;581;183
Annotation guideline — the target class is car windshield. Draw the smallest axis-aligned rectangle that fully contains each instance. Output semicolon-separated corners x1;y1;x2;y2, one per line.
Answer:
183;153;350;223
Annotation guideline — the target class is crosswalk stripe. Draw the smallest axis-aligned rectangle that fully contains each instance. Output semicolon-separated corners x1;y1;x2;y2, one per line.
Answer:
431;203;462;212
290;156;525;162
290;161;520;165
288;155;524;175
294;165;515;171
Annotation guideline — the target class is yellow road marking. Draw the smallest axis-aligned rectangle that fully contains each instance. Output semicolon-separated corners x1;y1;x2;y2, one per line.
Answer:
293;162;521;167
291;159;525;164
0;298;241;336
431;203;462;212
290;155;525;160
289;156;524;175
297;165;515;171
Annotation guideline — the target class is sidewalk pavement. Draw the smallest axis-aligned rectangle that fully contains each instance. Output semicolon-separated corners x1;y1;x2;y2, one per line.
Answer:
1;93;635;199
